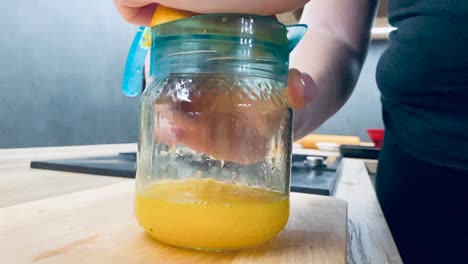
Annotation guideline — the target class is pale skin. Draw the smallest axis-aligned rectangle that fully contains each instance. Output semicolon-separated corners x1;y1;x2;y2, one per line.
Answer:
114;0;379;163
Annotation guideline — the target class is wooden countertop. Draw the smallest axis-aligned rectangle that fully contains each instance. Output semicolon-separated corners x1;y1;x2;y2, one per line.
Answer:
371;17;395;40
0;144;402;263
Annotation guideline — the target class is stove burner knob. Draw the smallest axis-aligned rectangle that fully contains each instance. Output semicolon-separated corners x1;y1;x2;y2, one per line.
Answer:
305;156;325;169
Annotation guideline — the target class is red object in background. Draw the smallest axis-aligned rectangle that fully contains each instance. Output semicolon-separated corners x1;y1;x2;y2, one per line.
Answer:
367;129;385;148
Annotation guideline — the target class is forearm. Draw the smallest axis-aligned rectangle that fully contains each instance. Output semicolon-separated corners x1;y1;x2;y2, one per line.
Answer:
291;1;378;139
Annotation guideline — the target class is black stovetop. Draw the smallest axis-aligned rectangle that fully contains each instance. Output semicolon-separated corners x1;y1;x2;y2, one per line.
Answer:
31;152;341;196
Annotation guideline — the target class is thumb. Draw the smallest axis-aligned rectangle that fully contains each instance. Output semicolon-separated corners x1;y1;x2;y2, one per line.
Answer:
286;68;317;110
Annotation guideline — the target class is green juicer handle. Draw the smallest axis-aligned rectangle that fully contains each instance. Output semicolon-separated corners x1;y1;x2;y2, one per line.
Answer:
121;24;307;97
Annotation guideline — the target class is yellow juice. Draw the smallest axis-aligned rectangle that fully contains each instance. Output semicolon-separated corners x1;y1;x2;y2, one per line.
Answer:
135;178;289;250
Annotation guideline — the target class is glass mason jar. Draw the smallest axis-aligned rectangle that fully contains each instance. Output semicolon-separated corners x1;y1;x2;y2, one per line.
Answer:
133;14;305;251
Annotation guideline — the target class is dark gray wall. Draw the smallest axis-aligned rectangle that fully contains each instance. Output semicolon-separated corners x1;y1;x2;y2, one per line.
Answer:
0;0;140;148
316;40;388;141
0;1;388;147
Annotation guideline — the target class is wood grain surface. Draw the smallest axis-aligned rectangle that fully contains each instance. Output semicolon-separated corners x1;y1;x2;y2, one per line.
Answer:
0;144;402;263
0;144;134;208
0;181;347;264
335;160;402;264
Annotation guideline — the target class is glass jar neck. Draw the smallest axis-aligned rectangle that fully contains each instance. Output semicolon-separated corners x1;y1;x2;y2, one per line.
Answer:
149;35;289;82
148;14;291;83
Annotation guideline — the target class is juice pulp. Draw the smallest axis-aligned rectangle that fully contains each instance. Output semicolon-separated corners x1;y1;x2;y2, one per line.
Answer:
135;178;289;250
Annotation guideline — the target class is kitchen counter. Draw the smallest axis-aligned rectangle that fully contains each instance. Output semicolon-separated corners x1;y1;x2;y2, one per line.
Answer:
0;144;402;263
371;17;395;40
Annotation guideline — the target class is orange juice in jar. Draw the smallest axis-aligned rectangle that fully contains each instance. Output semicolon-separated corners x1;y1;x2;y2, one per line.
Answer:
135;178;289;250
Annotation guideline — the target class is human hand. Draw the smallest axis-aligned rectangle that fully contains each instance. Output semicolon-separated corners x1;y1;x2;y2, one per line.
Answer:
114;0;309;26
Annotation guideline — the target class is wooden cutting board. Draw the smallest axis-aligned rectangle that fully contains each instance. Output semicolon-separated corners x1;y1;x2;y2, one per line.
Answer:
0;181;347;264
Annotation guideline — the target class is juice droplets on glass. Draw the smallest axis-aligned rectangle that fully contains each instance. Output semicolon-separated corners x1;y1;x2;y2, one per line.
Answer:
135;178;289;251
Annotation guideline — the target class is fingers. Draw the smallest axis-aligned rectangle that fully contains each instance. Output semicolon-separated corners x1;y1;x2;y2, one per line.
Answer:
114;0;158;26
115;0;309;25
156;0;309;15
286;68;317;110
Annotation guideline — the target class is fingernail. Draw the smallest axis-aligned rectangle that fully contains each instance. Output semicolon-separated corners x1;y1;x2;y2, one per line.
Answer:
301;73;315;102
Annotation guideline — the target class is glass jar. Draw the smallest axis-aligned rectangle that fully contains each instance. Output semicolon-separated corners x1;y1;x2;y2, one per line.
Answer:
133;14;305;251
